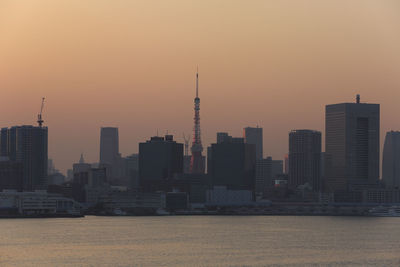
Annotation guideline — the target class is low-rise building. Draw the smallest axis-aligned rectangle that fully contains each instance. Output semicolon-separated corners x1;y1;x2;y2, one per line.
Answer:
0;190;82;217
206;186;253;205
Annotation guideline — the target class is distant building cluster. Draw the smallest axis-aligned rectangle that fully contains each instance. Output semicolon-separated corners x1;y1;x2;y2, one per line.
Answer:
1;84;400;216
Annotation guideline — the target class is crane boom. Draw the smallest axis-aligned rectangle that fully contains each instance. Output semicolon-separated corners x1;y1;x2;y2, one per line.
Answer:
183;133;190;156
37;97;45;127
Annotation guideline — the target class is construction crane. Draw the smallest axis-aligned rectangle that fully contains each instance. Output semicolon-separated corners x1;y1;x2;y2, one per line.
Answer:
37;97;45;127
183;133;190;156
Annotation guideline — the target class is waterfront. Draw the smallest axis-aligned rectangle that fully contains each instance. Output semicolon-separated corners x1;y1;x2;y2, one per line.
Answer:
0;216;399;266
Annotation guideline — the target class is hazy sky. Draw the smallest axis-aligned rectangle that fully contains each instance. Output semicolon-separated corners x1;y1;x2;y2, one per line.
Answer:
1;0;400;173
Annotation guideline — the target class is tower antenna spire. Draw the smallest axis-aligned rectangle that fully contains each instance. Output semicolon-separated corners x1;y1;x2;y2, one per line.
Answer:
196;66;199;98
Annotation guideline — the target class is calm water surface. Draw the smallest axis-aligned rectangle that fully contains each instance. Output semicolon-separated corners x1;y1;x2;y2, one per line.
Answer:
0;216;399;266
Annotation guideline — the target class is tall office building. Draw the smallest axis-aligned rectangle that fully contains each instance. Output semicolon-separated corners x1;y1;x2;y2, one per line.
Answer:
325;95;380;192
272;160;283;179
0;159;23;191
139;135;183;192
0;126;48;190
243;127;263;160
99;127;122;181
207;133;256;191
382;131;400;188
288;129;321;192
0;128;7;157
255;157;272;194
123;153;139;189
217;132;231;143
100;127;120;165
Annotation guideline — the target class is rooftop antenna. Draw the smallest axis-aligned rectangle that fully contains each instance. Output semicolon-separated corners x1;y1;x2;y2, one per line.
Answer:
37;97;45;127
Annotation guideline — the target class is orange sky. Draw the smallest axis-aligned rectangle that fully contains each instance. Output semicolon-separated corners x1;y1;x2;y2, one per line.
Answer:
1;0;400;173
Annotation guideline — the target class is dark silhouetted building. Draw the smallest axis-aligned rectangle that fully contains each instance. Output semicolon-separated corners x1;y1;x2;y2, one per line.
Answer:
139;135;183;192
0;126;48;190
100;127;122;182
0;128;7;157
48;172;65;186
183;155;191;174
73;154;91;174
272;159;283;179
123;153;139;189
165;192;188;211
100;127;119;165
217;132;231;144
243;126;263;160
0;159;23;191
255;157;272;194
382;131;400;189
325;95;380;193
207;133;256;191
289;129;321;192
255;157;283;195
284;154;289;174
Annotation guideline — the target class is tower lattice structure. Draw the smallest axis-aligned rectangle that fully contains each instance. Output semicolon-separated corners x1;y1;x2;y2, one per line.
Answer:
190;71;205;174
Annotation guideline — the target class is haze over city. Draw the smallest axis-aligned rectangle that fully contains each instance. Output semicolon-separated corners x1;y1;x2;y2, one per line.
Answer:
1;0;400;173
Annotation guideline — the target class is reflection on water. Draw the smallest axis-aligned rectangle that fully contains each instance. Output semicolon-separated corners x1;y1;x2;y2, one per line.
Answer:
0;216;399;266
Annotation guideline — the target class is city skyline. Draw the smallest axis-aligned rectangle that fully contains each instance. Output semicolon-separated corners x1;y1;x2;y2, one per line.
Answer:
1;93;396;175
1;2;400;266
1;1;400;173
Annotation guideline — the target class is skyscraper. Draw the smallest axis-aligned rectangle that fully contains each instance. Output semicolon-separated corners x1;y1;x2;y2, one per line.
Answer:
288;129;321;191
190;71;205;174
139;135;183;192
0;126;48;190
243;126;263;160
255;156;284;194
99;127;121;181
325;95;380;192
382;131;400;188
0;128;7;157
271;159;284;179
123;153;139;189
100;127;119;165
207;133;256;191
255;157;272;194
0;159;23;191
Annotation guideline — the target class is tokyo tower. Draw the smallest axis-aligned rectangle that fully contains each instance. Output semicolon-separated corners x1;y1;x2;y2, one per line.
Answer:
190;70;205;174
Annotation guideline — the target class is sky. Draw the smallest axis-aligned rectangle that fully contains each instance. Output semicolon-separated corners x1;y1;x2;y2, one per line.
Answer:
1;0;400;173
